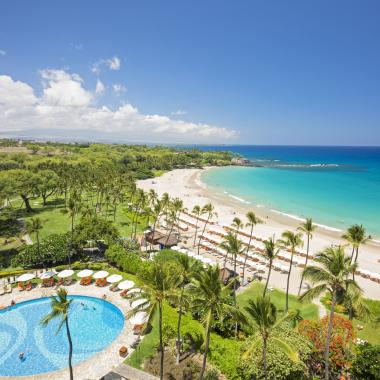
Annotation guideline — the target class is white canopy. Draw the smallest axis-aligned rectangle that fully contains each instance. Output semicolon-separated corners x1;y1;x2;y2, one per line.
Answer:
128;288;142;295
130;311;148;325
93;270;109;279
170;246;180;251
77;269;94;278
131;298;149;309
58;269;74;278
107;274;123;283
39;270;57;279
118;280;135;290
17;273;35;282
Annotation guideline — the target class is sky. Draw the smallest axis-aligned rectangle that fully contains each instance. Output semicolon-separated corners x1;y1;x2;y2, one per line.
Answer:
0;0;379;145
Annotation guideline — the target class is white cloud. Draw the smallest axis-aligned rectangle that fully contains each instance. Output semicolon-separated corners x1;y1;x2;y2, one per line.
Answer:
0;70;238;143
112;83;126;96
69;43;83;51
171;109;187;116
91;56;121;75
0;50;6;56
107;56;121;70
95;79;105;94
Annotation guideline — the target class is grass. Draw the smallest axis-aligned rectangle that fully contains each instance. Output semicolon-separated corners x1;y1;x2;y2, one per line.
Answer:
237;281;319;321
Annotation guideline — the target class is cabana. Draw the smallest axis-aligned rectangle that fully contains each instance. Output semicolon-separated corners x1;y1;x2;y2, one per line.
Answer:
144;230;180;249
94;270;109;287
77;269;94;286
57;269;74;286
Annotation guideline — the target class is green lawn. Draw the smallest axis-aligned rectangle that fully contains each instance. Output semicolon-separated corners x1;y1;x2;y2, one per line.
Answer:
237;281;319;321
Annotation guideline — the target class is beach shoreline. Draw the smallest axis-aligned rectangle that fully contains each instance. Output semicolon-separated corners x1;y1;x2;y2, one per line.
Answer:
138;167;380;299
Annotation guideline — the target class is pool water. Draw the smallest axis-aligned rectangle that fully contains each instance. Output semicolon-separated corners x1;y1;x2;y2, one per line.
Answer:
0;295;124;376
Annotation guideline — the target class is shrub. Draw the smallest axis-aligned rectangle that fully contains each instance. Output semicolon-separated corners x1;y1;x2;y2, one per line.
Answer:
12;233;70;268
298;315;355;378
351;343;380;380
105;243;146;275
239;326;312;380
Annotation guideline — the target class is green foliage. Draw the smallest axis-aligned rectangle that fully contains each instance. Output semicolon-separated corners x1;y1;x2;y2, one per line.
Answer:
239;326;312;380
351;343;380;380
74;216;120;246
12;233;70;268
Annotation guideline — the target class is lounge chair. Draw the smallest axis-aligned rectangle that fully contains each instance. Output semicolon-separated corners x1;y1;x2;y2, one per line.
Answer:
120;289;128;298
0;287;5;296
95;278;107;287
5;284;12;294
25;282;33;291
109;283;119;292
18;282;24;291
64;277;73;286
80;277;92;286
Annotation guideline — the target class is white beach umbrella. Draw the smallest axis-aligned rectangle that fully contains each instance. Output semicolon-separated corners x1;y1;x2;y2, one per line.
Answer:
118;280;135;290
93;270;109;279
171;246;180;251
128;288;142;295
201;257;213;265
130;311;148;325
77;269;94;278
187;251;196;257
17;273;35;282
107;274;123;283
58;269;74;278
39;270;57;279
193;254;203;261
131;298;149;309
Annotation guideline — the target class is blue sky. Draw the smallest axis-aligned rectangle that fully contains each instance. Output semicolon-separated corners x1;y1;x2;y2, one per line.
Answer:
0;0;379;145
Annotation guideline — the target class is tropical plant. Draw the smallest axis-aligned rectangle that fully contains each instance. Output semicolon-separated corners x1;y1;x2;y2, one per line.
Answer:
243;296;299;380
242;211;263;285
190;265;243;380
40;288;74;380
279;230;303;312
173;254;202;364
262;237;280;296
297;218;316;295
26;217;45;269
231;216;243;236
192;204;202;248
130;262;179;380
197;203;217;254
299;246;359;380
351;343;380;380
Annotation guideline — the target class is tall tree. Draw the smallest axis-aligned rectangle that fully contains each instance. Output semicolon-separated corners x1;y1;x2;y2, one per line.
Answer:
27;217;45;269
299;246;359;380
130;262;179;380
280;231;303;312
243;296;299;380
192;204;201;248
41;288;74;380
173;254;201;364
191;265;243;380
242;211;263;285
231;216;243;236
262;237;280;296
197;203;217;254
297;218;316;295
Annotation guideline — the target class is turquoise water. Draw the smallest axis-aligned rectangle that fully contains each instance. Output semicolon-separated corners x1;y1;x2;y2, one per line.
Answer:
0;296;124;376
200;146;380;237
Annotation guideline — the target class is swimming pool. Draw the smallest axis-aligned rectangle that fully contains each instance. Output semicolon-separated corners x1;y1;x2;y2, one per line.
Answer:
0;295;125;376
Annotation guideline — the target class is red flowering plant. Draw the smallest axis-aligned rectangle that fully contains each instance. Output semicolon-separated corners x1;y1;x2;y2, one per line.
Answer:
298;315;355;377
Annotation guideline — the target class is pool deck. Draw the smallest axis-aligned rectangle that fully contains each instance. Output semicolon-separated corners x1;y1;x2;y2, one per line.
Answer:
0;282;139;380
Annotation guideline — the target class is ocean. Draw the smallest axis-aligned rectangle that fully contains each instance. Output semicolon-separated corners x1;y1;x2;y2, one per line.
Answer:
197;146;380;237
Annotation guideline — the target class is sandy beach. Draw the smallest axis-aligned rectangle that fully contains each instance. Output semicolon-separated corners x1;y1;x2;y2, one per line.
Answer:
138;167;380;300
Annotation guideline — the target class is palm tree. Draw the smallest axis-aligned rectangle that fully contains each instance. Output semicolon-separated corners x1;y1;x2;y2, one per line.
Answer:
242;211;263;285
191;265;243;380
243;296;299;380
297;218;316;295
342;224;369;279
192;205;202;248
197;203;217;254
130;262;179;380
27;217;45;269
262;237;280;296
299;246;359;380
174;254;201;364
41;288;74;380
279;231;303;312
220;231;244;337
231;216;243;236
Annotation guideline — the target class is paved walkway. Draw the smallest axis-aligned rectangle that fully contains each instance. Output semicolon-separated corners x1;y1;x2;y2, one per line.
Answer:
104;364;158;380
